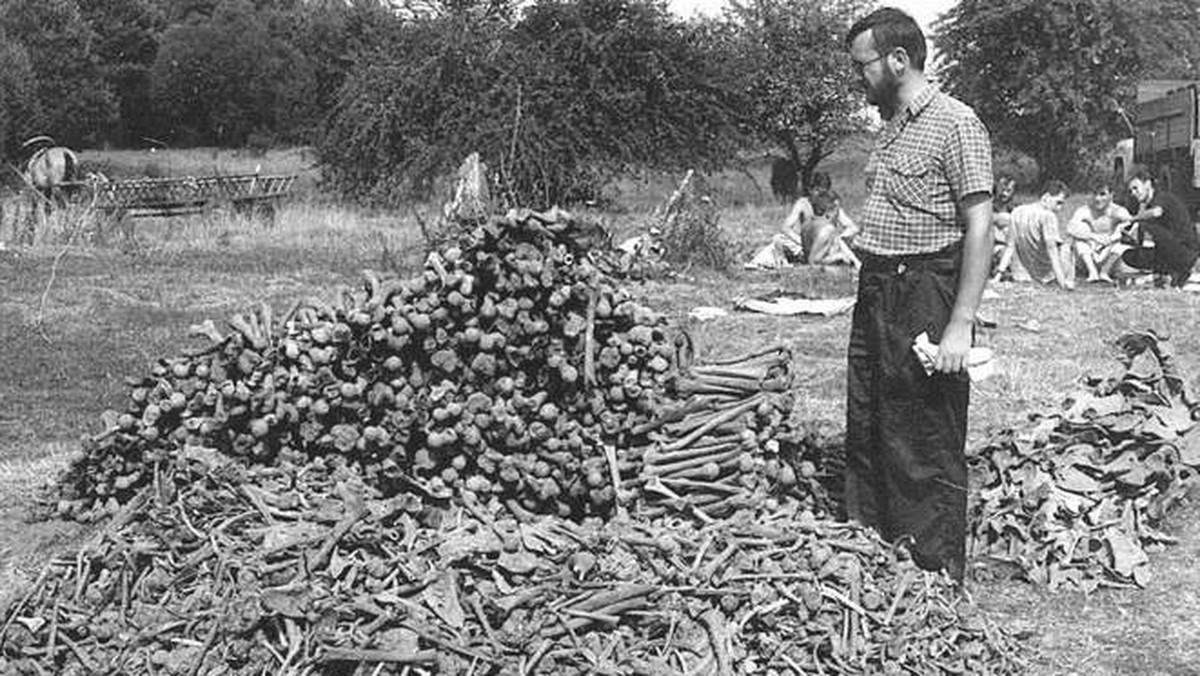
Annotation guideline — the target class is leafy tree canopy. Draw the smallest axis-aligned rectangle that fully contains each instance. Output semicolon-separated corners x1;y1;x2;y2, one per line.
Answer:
320;0;745;207
150;0;316;145
0;0;118;146
1116;0;1200;81
0;29;42;160
78;0;166;144
279;0;405;118
934;0;1139;183
716;0;871;194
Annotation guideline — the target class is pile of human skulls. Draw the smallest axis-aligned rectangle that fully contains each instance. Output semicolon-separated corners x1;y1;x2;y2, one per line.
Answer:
969;331;1200;591
2;452;1025;675
51;208;824;525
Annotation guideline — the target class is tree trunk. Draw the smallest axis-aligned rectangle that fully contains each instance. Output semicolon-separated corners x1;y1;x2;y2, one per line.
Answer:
784;136;802;175
768;133;803;202
800;140;825;196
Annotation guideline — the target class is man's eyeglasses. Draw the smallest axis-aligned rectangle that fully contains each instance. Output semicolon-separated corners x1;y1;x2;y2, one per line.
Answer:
853;53;886;73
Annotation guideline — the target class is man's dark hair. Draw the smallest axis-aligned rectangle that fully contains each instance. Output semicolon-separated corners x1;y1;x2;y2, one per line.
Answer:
1042;179;1069;197
811;189;838;217
1129;168;1154;184
1090;180;1113;195
992;176;1015;210
846;7;927;71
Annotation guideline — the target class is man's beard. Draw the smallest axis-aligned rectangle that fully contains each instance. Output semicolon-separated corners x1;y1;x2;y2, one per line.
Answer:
866;67;901;117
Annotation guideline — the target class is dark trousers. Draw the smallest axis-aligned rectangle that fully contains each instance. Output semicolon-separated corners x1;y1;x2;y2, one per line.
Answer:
845;247;970;582
1121;228;1199;287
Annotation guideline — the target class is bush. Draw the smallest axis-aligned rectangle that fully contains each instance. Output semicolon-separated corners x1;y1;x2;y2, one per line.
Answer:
993;146;1040;190
658;171;734;271
319;0;744;209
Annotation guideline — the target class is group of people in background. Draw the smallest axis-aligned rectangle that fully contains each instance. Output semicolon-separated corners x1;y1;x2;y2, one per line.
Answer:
991;171;1200;289
754;167;1200;292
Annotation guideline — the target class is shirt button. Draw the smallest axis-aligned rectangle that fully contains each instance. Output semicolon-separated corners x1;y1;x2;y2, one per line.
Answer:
897;262;907;274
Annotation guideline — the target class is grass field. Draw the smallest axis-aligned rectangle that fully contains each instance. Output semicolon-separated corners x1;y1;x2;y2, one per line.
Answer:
2;146;1199;674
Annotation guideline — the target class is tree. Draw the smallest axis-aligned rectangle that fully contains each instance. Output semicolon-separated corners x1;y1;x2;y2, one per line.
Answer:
0;29;42;160
717;0;871;195
934;0;1139;183
154;0;220;22
507;0;744;202
150;0;316;145
1115;0;1200;81
280;0;406;138
0;0;118;146
320;0;745;207
319;8;511;204
78;0;167;145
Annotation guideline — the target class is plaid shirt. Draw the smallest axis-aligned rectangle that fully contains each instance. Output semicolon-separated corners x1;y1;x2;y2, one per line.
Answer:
856;85;993;256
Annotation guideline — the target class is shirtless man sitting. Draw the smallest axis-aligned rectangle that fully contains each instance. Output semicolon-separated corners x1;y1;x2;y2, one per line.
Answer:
747;171;860;269
800;190;860;266
1065;181;1132;283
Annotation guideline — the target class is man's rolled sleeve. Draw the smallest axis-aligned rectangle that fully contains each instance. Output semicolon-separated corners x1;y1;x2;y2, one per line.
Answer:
943;116;993;203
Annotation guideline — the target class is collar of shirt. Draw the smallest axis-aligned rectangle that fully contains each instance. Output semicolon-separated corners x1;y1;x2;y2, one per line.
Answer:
879;84;938;147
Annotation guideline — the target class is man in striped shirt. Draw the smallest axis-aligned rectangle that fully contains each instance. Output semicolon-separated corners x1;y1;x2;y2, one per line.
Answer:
844;7;993;585
1009;180;1073;289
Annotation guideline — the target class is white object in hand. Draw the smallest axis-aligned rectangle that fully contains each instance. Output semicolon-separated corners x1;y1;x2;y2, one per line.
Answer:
912;332;996;382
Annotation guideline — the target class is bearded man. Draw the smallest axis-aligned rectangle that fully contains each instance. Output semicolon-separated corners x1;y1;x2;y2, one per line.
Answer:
842;7;994;584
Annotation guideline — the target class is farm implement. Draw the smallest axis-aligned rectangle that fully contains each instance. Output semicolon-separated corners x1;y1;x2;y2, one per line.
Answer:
86;172;297;224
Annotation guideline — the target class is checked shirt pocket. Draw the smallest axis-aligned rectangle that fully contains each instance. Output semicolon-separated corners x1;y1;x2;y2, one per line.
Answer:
887;153;935;207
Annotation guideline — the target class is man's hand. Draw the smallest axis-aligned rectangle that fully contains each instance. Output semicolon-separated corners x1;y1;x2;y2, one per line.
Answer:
1118;221;1139;243
1134;206;1163;221
935;317;973;373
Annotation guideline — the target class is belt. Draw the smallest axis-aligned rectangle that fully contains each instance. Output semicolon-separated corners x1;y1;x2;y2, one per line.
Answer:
856;243;962;275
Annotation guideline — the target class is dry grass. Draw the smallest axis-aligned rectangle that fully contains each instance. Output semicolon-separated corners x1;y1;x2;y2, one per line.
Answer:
114;200;425;270
0;443;76;504
2;145;1200;672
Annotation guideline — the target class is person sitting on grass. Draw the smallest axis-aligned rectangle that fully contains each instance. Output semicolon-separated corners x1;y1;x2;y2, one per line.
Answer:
1006;179;1074;290
989;175;1017;277
801;189;860;266
1119;170;1200;288
1065;181;1132;284
775;173;846;256
745;171;858;269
